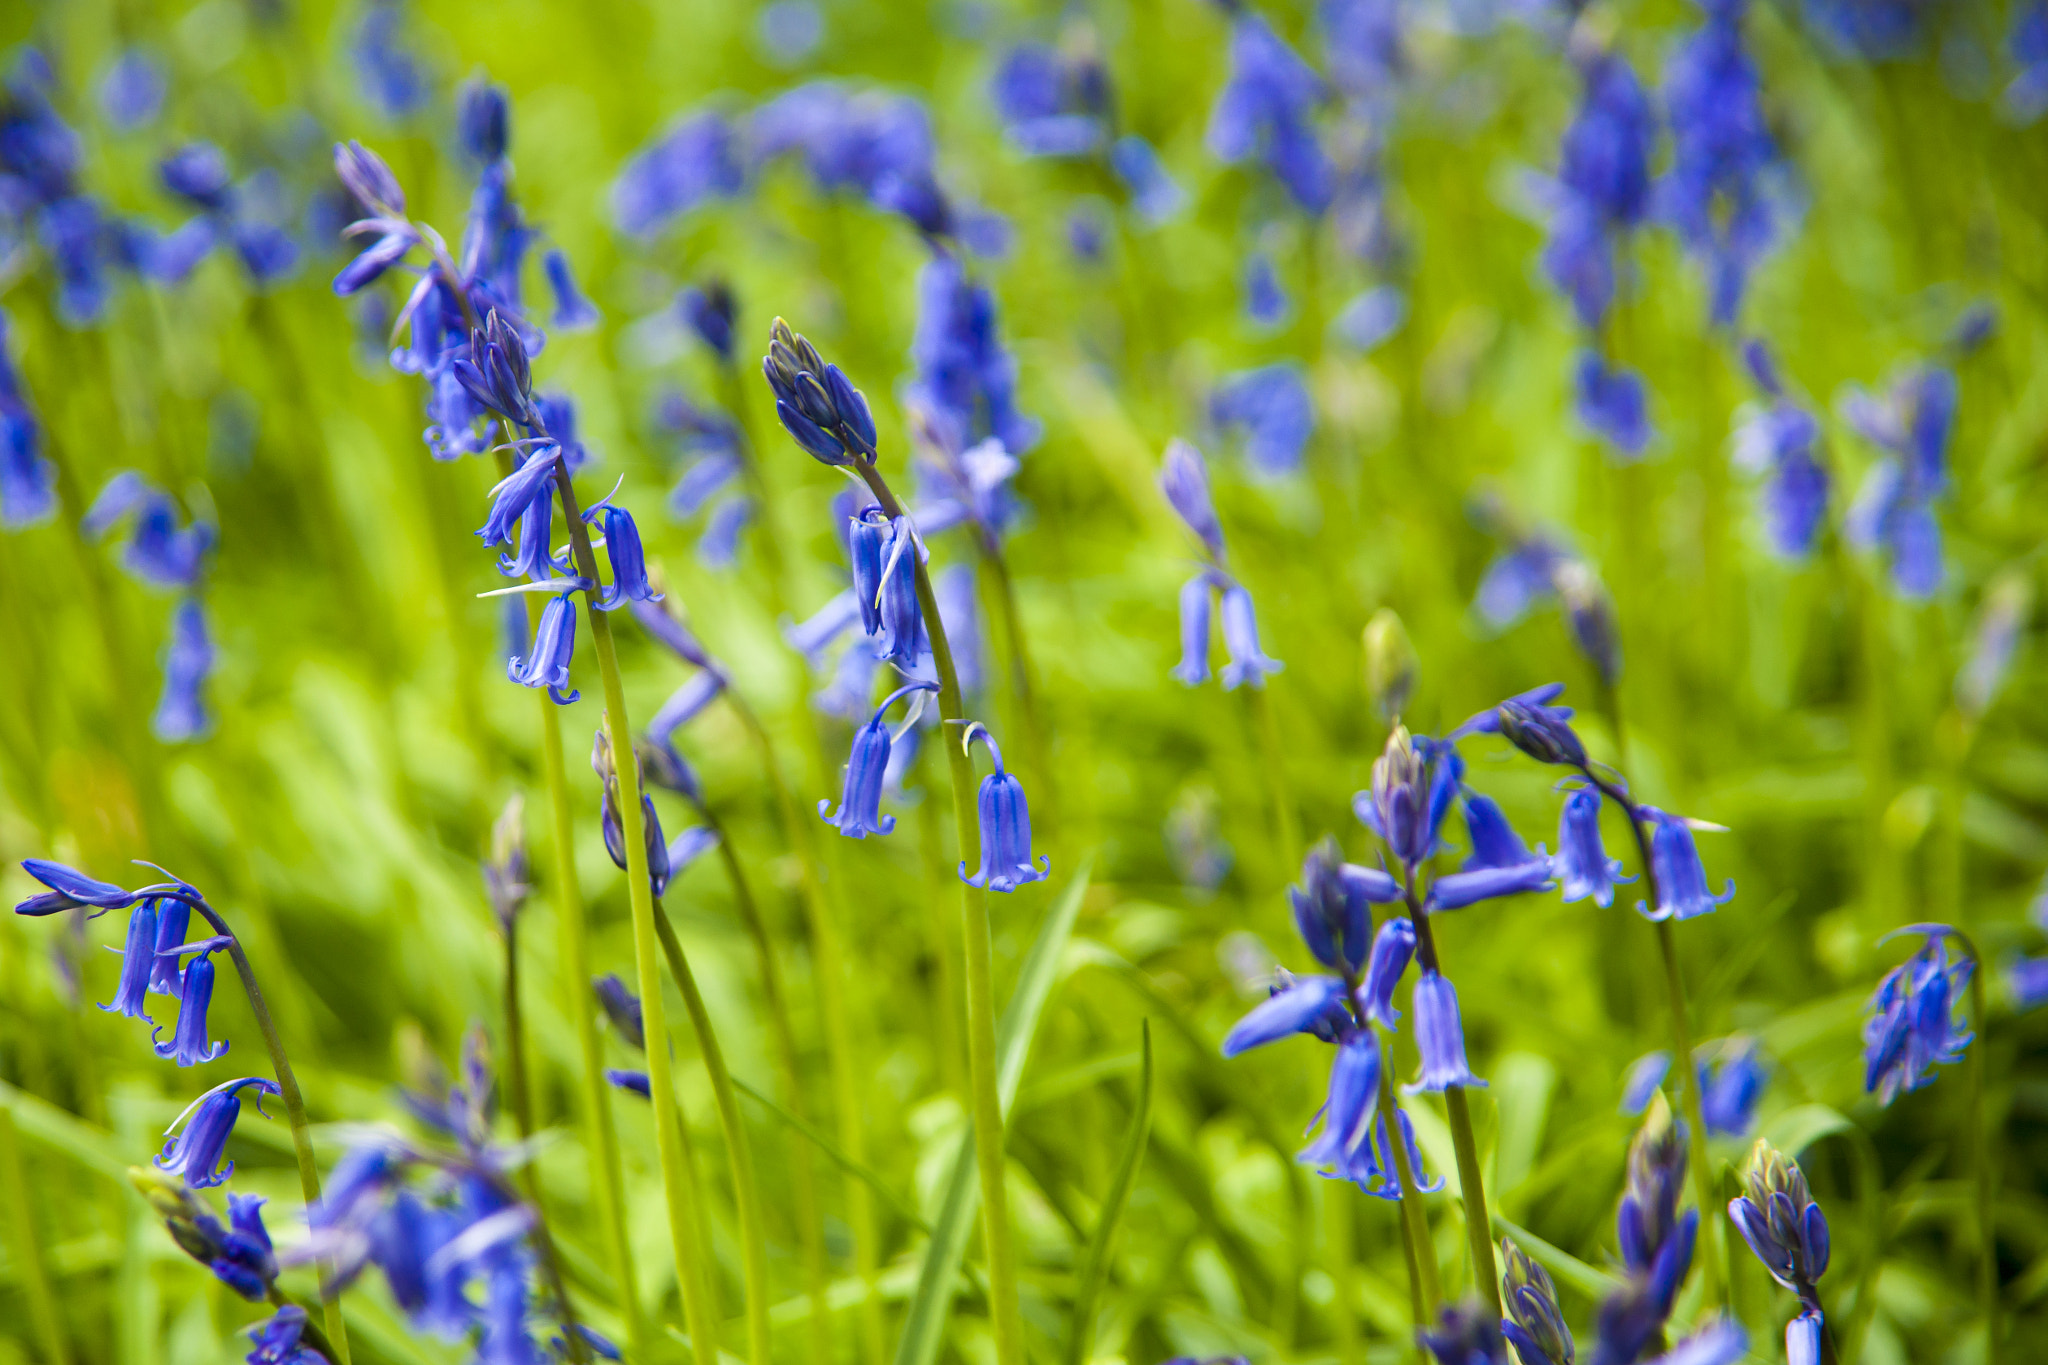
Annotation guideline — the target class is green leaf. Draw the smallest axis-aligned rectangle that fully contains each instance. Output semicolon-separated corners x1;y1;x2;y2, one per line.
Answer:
733;1074;933;1235
1492;1215;1619;1301
1067;1019;1153;1365
1763;1103;1857;1159
0;1080;127;1184
890;857;1094;1365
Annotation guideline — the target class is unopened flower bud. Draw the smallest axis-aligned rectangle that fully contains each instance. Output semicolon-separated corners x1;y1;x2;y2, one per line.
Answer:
1363;608;1416;721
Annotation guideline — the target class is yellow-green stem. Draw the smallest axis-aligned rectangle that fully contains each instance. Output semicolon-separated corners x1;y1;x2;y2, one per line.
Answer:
1375;1015;1442;1326
858;462;1025;1365
652;899;774;1365
1650;915;1723;1307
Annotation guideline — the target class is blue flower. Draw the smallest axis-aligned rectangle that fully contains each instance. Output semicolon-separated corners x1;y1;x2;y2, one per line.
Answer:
455;311;538;428
1784;1313;1822;1365
150;896;192;994
989;43;1109;157
1728;1137;1828;1309
102;900;159;1021
785;589;862;666
907;253;1040;457
1697;1037;1765;1136
594;974;645;1049
100;50;166;131
1297;1030;1381;1172
678;280;737;360
497;487;567;582
1620;1051;1672;1115
1358;727;1462;867
458;75;511;164
0;315;55;529
1245;251;1288;325
822;682;936;838
161;142;234;212
1331;285;1405;351
1636;808;1734;921
1173;572;1216;686
1575;351;1652;458
1862;927;1973;1104
1218;582;1282;690
960;723;1050;892
1501;1239;1575;1365
208;1192;280;1299
1221;972;1350;1056
1430;860;1555;911
1212;363;1315;476
762;319;877;465
1161;438;1227;561
1473;533;1572;631
1321;0;1405;104
1460;793;1541;871
1453;683;1584;767
154;598;215;742
1556;785;1632;907
1594;1101;1696;1365
2007;3;2048;122
1419;1303;1509;1365
1843;364;1955;598
351;0;429;119
847;507;889;634
1361;916;1414;1026
1557;49;1655;230
1207;11;1333;212
1734;343;1830;558
1108;136;1187;224
595;734;673;897
246;1305;324;1364
153;942;229;1066
583;502;659;610
508;593;580;705
1289;838;1399;974
605;1068;651;1098
1407;969;1484;1092
15;858;154;915
2007;956;2048;1012
873;517;928;665
1356;1108;1443;1200
544;250;599;332
156;1076;280;1187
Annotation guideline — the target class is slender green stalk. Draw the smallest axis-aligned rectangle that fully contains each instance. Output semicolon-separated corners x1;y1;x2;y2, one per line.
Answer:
1404;891;1497;1315
1245;686;1302;872
0;1105;66;1365
857;461;1026;1365
1375;1020;1440;1326
699;799;834;1361
540;445;745;1363
651;898;774;1365
1967;953;1998;1363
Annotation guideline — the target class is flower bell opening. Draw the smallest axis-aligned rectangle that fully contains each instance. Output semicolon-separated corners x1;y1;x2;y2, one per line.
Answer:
958;723;1050;892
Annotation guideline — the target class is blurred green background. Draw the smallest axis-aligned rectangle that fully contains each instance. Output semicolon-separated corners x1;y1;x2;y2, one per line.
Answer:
1;0;2046;1361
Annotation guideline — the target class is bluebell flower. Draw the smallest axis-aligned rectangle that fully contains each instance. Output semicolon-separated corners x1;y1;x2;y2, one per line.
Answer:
582;503;659;611
1734;341;1830;558
678;280;737;360
1556;785;1632;907
1321;0;1405;105
846;507;889;634
1453;683;1584;768
1784;1312;1821;1365
455;311;539;428
875;517;928;665
907;253;1040;457
1575;351;1652;457
593;974;645;1049
1473;532;1573;631
1594;1098;1696;1365
1331;285;1405;351
594;731;673;897
758;0;826;65
1430;859;1556;911
2007;956;2048;1012
785;589;862;667
1358;726;1463;867
2007;3;2048;122
1620;1051;1672;1115
762;319;877;465
100;50;166;131
208;1192;280;1300
498;488;567;583
102;899;159;1021
1218;582;1282;690
960;723;1050;892
1245;252;1288;325
1660;0;1781;325
1419;1303;1509;1365
1636;808;1734;921
1557;48;1655;230
1407;969;1484;1091
1108;136;1187;224
1697;1037;1765;1136
150;895;192;994
15;858;155;915
669;453;741;520
458;75;511;165
244;1304;323;1364
42;196;114;326
1362;916;1414;1026
1501;1239;1575;1365
230;220;299;287
1173;572;1217;686
1842;363;1954;596
508;593;580;705
1358;1107;1444;1199
544;250;599;332
1297;1030;1381;1172
823;681;936;838
605;1068;651;1098
156;1076;280;1187
1728;1137;1828;1312
153;941;229;1065
990;43;1109;158
161;142;234;212
154;598;215;743
0;314;55;528
1207;11;1333;212
1289;838;1399;974
1212;363;1315;476
1862;926;1973;1104
1221;971;1350;1056
1460;793;1541;871
352;0;429;118
609;110;744;237
1161;439;1227;562
699;496;753;568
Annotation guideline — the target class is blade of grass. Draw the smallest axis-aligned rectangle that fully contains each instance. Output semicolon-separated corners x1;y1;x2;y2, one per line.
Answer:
891;857;1094;1365
1066;1019;1153;1365
732;1074;934;1236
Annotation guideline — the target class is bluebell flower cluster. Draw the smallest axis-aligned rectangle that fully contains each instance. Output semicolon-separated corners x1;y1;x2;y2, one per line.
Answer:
144;141;302;288
133;1165;282;1302
1590;1097;1697;1365
1658;0;1782;325
1208;9;1333;213
1733;339;1830;558
1862;925;1974;1104
0;312;54;527
1160;438;1283;690
908;251;1040;459
1211;362;1316;477
82;470;220;739
1728;1139;1830;1347
1842;361;1956;598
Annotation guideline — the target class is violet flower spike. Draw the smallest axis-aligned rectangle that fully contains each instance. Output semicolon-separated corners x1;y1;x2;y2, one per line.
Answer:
959;723;1050;892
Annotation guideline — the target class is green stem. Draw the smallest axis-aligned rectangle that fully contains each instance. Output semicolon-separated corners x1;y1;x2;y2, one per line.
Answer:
701;800;835;1363
1969;959;1997;1362
652;898;774;1365
209;930;350;1363
857;462;1025;1365
1404;892;1497;1315
1375;1034;1441;1323
1246;685;1301;872
0;1105;66;1365
544;449;741;1364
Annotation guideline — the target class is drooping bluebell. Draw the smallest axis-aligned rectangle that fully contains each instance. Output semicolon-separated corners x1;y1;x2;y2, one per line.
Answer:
582;502;660;610
508;593;580;705
1862;925;1974;1104
1636;808;1735;921
960;723;1050;892
1575;351;1652;458
906;252;1040;457
1555;785;1632;907
1207;10;1333;212
543;249;599;331
154;597;215;742
153;942;229;1065
101;899;159;1021
612;112;745;237
1221;971;1350;1057
15;858;156;915
1734;340;1830;558
678;279;738;360
1361;916;1414;1027
149;895;192;994
1842;362;1955;598
1697;1036;1765;1136
1244;251;1288;326
156;1076;281;1187
1108;135;1187;224
1218;583;1283;690
989;42;1110;158
100;50;166;131
351;0;428;119
593;729;673;896
822;681;937;838
1407;968;1484;1092
1288;838;1398;975
1296;1029;1381;1173
875;517;928;665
